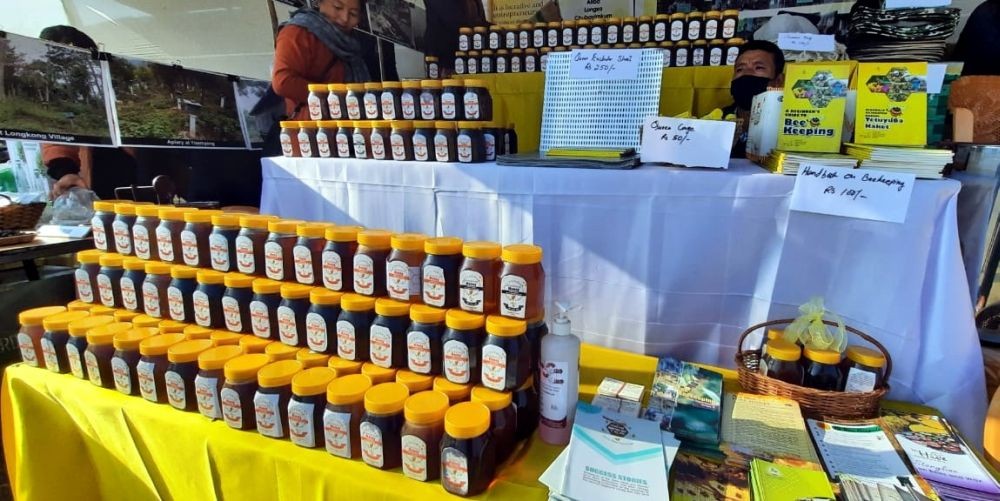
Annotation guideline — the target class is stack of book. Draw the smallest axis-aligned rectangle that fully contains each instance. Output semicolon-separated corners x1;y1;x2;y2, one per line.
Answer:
844;143;954;179
763;151;859;175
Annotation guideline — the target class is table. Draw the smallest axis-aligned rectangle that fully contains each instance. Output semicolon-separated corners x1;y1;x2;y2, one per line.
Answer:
260;156;986;443
0;236;93;280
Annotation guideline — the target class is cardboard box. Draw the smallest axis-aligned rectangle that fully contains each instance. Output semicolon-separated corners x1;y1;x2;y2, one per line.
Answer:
591;377;644;417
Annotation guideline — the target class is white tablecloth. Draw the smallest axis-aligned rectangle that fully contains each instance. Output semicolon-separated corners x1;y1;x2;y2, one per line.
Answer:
261;157;986;442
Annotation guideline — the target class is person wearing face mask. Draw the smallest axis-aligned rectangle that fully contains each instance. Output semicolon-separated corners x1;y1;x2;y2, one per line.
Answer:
723;40;785;158
272;0;372;121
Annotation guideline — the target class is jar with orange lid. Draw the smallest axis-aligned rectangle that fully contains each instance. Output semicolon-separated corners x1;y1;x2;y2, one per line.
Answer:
17;306;67;368
327;83;348;120
407;305;447;375
418;237;462;308
193;270;226;329
401;390;449;481
434;376;472;404
401;81;420;120
459;241;502;314
74;250;102;303
441;79;463;120
482;316;529;391
323;373;372;458
413;121;435;161
306;288;343;353
362;362;398;385
65;316;114;379
266;340;299;361
132;204;162;260
462;80;492;121
466;50;479;74
803;347;843;391
288;367;338;448
419;80;442;120
396;370;434;393
337;294;377;362
370;298;412;368
120;257;146;312
316;120;335;158
840;345;886;393
354;230;391;296
386;233;425;302
91;200;117;251
345;84;364;120
208;213;241;272
40;310;90;373
296;348;329;368
111;202;139;256
360;382;410;469
240;335;271;354
441;402;496;496
84;322;132;388
759;339;803;385
390;121;414;161
155;207;191;263
306;83;329;120
377;81;401;120
166;265;197;323
221;353;271;429
195;345;243;419
322;225;361;292
471;385;516;463
363;82;382;120
434;121;458;162
255;359;305;438
279;121;299;157
111;327;157;395
293;222;328;286
221;273;253;334
236;215;278;276
179;209;220;268
96;253;124;308
165;339;214;410
329;355;363;375
277;283;312;347
250;278;282;339
369;120;390;160
264;219;305;281
353;120;372;159
500;244;545;320
137;333;186;402
442;310;485;385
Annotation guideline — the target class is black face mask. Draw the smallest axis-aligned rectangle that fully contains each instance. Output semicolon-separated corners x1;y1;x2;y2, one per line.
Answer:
730;75;771;110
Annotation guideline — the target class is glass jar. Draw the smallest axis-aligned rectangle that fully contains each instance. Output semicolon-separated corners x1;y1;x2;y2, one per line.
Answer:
362;362;399;385
335;120;355;158
137;333;186;402
85;322;131;388
726;37;743;66
396;370;434;393
401;390;449;481
297;121;318;158
155;207;189;263
499;244;545;320
40;311;91;373
338;294;377;361
840;345;886;393
463;80;492;122
277;283;312;347
91;200;117;252
482;315;529;391
255;359;305;438
371;298;412;369
722;10;739;40
328;355;364;376
296;348;330;368
352;120;372;159
66;316;114;379
501;23;516;49
512;22;529;49
466;51;479;75
458;27;472;51
264;219;304;282
369;120;390;160
165;339;214;410
111;202;139;256
97;253;125;308
759;339;803;385
142;261;173;319
321;225;361;292
361;382;410;470
400;81;420;120
239;335;271;354
803;347;843;391
471;386;516;463
132;204;161;260
513;376;538;440
279;121;299;157
417;237;463;309
345;84;365;120
195;345;244;419
324;373;372;459
434;121;458;162
166;265;197;323
434;376;472;405
222;273;254;334
235;214;278;276
441;80;464;121
363;82;382;120
390;121;415;161
193;270;226;329
454;51;466;75
442;310;485;385
412;121;435;162
637;16;653;43
441;402;495;497
387;233;426;302
692;40;707;66
111;327;157;395
380;81;403;121
293;222;327;286
17;306;67;368
120;257;146;312
354;229;392;297
560;20;575;47
419;80;442;121
459;241;501;314
221;353;270;430
479;50;493;74
306;288;343;354
74;250;102;304
575;19;590;46
539;48;551;73
209;213;241;272
327;83;348;120
289;367;338;448
649;14;665;43
604;17;621;44
487;25;502;51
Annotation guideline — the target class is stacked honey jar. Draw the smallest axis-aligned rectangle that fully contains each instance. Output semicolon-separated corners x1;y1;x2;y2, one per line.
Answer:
281;79;517;164
15;201;548;497
439;10;745;76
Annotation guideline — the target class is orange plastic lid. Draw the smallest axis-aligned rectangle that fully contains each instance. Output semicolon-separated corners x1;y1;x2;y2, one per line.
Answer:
364;382;410;414
224;353;270;382
122;257;146;271
404;390;450;425
410;305;447;324
239;215;278;230
85;322;132;345
257;360;303;388
280;283;312;300
268;219;305;234
198;345;243;370
139;333;186;356
239;335;272;354
375;298;410;317
19;306;67;326
396;370;434;393
325;225;363;242
445;402;490;439
135;204;167;217
361;362;398;384
196;270;225;285
462;241;501;260
502;244;543;265
425;237;463;255
211;331;243;346
326;373;372;405
311;288;343;306
291;367;337;396
144;261;172;275
341;294;376;312
167;339;214;363
224;273;254;288
296;348;330;368
445;309;485;330
390;233;427;251
252;278;282;294
183;210;222;224
486;315;526;337
113;327;158;350
327;356;364;374
265;342;299;361
357;229;392;249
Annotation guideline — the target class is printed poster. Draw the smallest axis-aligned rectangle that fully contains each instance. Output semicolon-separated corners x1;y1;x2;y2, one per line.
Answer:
777;63;849;153
854;62;928;146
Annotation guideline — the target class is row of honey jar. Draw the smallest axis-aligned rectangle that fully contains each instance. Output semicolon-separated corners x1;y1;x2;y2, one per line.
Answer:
305;79;492;123
279;120;517;164
88;206;545;319
16;305;537;497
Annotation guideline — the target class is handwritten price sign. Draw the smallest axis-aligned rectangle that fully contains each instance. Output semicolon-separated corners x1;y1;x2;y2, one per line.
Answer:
790;164;915;223
569;49;641;80
639;117;735;168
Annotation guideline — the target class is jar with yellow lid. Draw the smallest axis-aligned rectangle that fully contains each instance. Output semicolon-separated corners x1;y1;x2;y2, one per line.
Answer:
400;81;420;120
264;219;305;281
355;230;392;296
85;322;132;388
288;367;338;448
418;237;463;309
674;40;691;67
369;120;391;160
654;14;669;43
637;15;653;43
345;84;364;120
390;120;415;161
239;334;271;354
686;11;704;41
471;385;516;463
306;288;343;354
434;376;472;404
111;202;142;256
726;37;744;65
207;213;240;272
560;19;576;47
379;81;403;120
337;294;377;362
401;390;449;481
296;348;330;368
499;244;544;320
704;11;721;40
165;265;196;323
709;39;725;66
155;206;192;263
605;17;622;44
255;359;305;438
459;241;502;314
621;17;637;44
324;373;373;458
575;19;590;46
180;209;222;268
279;120;299;157
419;80;442;121
91;200;118;251
458;27;472;51
97;253;124;308
362;361;399;384
759;339;803;385
362;82;382;120
442;310;485;385
692;40;708;66
65;315;114;379
361;382;411;469
220;273;253;334
193;269;226;329
659;41;675;68
137;333;186;402
235;215;278;277
722;10;739;39
840;345;886;393
111;327;157;395
327;83;348;120
291;222;328;286
328;355;364;375
588;18;605;45
371;298;412;368
75;250;101;303
513;375;538;440
667;12;685;42
466;50;480;75
195;345;243;419
132;204;163;260
221;353;271;429
164;339;214;410
488;25;503;51
276;283;312;347
322;225;362;292
803;348;843;391
120;257;146;312
482;315;529;391
386;233;426;302
138;261;170;319
40;310;90;373
441;401;495;496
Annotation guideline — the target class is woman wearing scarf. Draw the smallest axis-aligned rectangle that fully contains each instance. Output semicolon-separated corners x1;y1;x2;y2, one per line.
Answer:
272;0;371;121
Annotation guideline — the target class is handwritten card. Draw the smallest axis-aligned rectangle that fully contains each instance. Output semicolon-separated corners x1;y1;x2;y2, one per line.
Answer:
640;117;735;168
790;164;915;223
569;49;641;80
777;33;836;53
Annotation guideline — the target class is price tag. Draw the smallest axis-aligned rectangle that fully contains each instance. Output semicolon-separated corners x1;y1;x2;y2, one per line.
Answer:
639;117;735;169
569;49;641;80
790;164;915;223
777;33;835;53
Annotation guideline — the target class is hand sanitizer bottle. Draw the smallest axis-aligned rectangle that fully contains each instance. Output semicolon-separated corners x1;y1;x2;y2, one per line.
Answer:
539;302;580;446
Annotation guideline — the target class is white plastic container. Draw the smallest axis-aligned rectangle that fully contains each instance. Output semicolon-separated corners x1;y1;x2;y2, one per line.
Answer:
538;303;580;445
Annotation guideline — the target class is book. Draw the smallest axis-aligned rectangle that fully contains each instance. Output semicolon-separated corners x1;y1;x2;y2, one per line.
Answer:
843;143;952;179
854;62;928;146
750;458;836;501
777;63;850;153
762;151;858;175
644;357;723;446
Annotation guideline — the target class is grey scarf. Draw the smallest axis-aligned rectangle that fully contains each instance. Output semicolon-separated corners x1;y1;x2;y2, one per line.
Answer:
282;8;371;83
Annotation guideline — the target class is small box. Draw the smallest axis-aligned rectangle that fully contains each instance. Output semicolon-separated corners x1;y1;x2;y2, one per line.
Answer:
590;377;644;417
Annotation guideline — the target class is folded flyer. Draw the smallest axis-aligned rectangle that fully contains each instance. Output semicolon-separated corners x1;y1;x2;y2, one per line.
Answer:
750;458;835;501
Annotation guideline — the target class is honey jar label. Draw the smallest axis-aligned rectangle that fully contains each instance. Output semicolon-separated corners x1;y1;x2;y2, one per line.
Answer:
180;230;199;266
705;20;718;39
112;220;132;255
457;134;473;163
459;35;469;51
419;93;436;120
442;447;470;496
306;312;328;352
482;344;508;391
143;281;161;318
328;94;343;119
407;331;432;373
195;375;221;419
726;46;738;66
17;333;39;367
402;435;428;481
500;275;528;319
133;226;151;259
540;55;548;72
443;340;471;384
136;359;157;401
484;133;496;161
75;269;94;303
608;25;619;44
156;227;175;262
277;306;298;345
369;325;393;368
654;22;666;42
288;400;316;448
336;133;352;158
353;254;375;295
505;32;516;48
434;134;450;161
254;392;283;438
121;277;138;311
693;49;705;67
455;57;465;75
590;27;602;45
293;245;315;284
459;270;485;312
547;30;558;47
688;21;701;40
441;92;457;120
210;234;230;271
623;25;635;43
220;387;244;428
844;367;877;393
308;94;324;121
193;290;212;327
353;133;368;159
676;49;689;68
167;286;186;321
321;251;343;290
280;132;294;157
85;350;101;386
346;95;361;120
481;57;491;74
360;421;385;468
390;133;406;160
414;134;429;161
511;57;521;73
473;34;483;50
577;27;588;46
562;28;574;46
165;370;186;409
112;356;130;394
709;48;722;67
324;409;353;458
386;260;415;301
519;31;529;49
298;131;313;157
525;56;536;73
336;320;357;360
670;21;684;41
639;23;650;42
401;94;416;119
250;300;271;338
370;131;386;160
422;265;447;307
722;19;736;39
67;344;85;379
363;93;379;119
97;274;114;307
222;296;242;332
264;241;285;280
235;236;255;274
41;338;59;372
490;32;500;49
92;216;107;250
533;29;544;47
380;92;397;120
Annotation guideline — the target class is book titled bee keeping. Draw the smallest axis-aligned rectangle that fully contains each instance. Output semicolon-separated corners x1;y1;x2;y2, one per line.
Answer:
777;63;850;153
855;62;928;146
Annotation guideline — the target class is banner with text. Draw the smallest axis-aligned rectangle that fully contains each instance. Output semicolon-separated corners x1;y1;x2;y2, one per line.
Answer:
490;0;634;24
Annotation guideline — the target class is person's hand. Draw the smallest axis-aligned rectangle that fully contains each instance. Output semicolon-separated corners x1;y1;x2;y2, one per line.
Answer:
51;173;87;199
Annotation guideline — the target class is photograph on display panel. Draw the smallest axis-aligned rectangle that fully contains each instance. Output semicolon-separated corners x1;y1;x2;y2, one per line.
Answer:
235;79;270;149
366;0;427;50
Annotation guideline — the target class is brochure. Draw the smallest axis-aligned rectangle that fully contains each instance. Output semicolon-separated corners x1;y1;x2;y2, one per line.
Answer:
727;393;819;464
750;458;836;501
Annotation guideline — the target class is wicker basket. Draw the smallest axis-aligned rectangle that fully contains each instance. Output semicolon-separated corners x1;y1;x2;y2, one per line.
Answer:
735;318;892;420
0;194;45;230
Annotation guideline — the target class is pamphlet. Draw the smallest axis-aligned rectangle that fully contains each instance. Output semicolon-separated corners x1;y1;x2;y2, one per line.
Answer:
777;62;850;153
727;393;819;464
750;458;836;501
645;357;723;446
807;419;927;495
854;62;928;146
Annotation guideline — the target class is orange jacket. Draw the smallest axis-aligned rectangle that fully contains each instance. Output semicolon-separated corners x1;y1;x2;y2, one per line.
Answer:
272;25;347;121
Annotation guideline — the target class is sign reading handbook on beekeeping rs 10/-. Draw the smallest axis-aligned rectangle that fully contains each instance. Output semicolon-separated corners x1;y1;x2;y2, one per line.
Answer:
777;63;849;153
855;62;928;146
790;164;915;223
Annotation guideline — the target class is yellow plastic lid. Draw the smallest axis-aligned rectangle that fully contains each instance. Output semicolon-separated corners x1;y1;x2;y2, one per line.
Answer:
424;237;463;255
113;327;158;350
328;356;364;374
113;203;138;216
294;222;325;239
375;298;411;317
345;84;365;92
296;348;330;368
396;370;434;393
327;373;373;405
462;241;501;260
158;319;187;334
144;261;172;275
486;316;526;337
268;219;305;234
198;345;243;370
404;390;449;425
42;311;90;331
325;225;363;242
391;120;413;131
471;385;513;411
183;210;222;224
211;331;243;346
420;80;442;89
410;305;447;324
258;359;303;387
98;253;124;267
280;283;312;300
442;79;464;87
845;345;886;369
184;325;214;340
169;265;198;279
670;12;686;19
93;200;118;212
765;339;801;362
222;273;254;289
502;244;543;265
265;342;299;362
364;382;410;414
252;278;282;295
459;27;473;33
239;335;272;354
158;207;189;221
139;333;186;356
66;300;92;312
328;83;347;92
463;79;487;89
446;309;485;331
113;310;141;323
68;315;115;336
307;83;329;92
402;80;421;89
224;353;270;382
363;82;382;91
457;121;481;130
362;362;398;384
76;249;103;264
89;305;115;316
341;294;376;312
211;213;240;228
445;402;490;439
196;270;225;285
122;257;146;271
434;377;472;402
353;120;371;129
804;347;842;366
132;315;161;329
413;120;435;129
381;81;402;90
239;214;278;230
292;366;337;396
167;339;214;363
766;329;783;341
134;204;166;217
297;121;316;129
575;19;590;26
357;229;392;249
85;322;132;345
19;306;68;326
311;288;343;306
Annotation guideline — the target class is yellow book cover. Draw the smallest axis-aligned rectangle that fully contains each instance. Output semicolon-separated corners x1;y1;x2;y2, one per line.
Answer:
855;62;928;146
777;63;850;153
